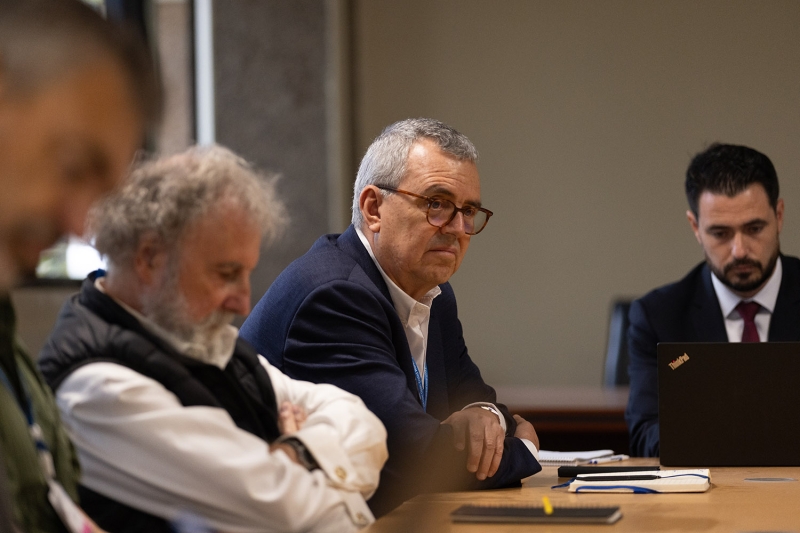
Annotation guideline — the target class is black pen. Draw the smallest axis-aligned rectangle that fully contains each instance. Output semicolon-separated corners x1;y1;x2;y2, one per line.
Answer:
577;475;660;482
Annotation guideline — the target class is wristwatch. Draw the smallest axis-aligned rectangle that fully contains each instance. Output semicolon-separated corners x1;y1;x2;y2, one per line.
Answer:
281;438;320;471
479;405;508;434
480;404;502;419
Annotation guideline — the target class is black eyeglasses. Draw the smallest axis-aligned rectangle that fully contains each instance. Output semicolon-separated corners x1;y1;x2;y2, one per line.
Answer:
375;185;493;235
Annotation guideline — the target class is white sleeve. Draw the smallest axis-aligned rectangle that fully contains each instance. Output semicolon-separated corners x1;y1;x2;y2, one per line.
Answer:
56;363;377;533
260;356;388;499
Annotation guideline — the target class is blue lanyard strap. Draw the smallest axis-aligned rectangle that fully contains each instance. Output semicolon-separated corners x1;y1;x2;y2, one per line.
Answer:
0;365;54;476
411;359;428;412
0;365;32;424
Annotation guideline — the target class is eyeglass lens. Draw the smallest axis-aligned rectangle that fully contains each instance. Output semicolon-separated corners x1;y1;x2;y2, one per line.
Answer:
427;199;487;234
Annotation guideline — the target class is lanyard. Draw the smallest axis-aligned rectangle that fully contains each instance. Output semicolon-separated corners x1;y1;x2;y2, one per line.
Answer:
0;364;90;533
411;359;428;412
0;366;55;478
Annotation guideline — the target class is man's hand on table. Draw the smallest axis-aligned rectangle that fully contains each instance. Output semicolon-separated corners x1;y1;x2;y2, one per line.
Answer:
441;407;505;481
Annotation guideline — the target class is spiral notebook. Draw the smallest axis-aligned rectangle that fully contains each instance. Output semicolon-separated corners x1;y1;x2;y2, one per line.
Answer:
538;449;614;466
451;505;622;524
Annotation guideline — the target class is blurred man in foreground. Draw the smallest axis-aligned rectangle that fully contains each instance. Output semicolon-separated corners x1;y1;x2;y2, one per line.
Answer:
0;1;159;531
39;146;388;533
0;0;159;288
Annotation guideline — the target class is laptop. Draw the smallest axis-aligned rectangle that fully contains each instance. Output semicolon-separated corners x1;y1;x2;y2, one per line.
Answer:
658;342;800;466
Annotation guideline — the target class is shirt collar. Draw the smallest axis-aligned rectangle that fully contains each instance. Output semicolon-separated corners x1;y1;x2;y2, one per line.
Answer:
711;255;783;317
355;227;441;324
94;277;237;369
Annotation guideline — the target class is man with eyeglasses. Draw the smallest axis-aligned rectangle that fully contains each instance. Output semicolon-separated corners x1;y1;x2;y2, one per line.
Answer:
241;118;542;517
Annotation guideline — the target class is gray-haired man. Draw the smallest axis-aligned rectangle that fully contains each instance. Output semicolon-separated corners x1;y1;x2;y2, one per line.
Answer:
38;145;388;533
242;118;542;517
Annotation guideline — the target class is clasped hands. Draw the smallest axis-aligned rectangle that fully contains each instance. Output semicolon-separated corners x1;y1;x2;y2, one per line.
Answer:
269;401;308;464
441;407;539;481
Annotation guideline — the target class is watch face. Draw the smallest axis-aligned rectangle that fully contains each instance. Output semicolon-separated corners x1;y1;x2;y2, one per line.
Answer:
285;438;319;471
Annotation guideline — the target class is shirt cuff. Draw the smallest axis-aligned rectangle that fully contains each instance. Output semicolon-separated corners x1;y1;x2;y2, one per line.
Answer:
279;424;362;492
461;402;507;433
518;438;539;461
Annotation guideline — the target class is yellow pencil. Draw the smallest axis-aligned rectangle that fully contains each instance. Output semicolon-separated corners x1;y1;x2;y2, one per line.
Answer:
542;496;553;515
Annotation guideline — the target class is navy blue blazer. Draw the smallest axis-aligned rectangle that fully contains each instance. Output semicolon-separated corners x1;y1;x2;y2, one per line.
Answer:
626;254;800;457
241;226;541;517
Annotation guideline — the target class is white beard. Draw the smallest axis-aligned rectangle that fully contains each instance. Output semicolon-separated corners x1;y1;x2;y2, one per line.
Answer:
141;267;236;365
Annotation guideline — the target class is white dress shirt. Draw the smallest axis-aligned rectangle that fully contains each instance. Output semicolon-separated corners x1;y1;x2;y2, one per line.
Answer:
56;283;388;533
355;228;538;460
711;256;782;342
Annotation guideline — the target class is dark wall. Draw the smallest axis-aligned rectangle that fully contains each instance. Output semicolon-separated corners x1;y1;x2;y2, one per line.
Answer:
214;0;331;309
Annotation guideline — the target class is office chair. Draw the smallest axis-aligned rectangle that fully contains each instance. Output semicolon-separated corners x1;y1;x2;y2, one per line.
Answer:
603;299;633;388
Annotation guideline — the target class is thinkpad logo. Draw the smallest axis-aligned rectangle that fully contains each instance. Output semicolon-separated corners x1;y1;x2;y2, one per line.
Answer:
668;353;690;370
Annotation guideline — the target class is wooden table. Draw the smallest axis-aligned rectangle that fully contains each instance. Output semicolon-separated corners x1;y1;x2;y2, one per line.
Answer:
495;385;630;454
365;458;800;532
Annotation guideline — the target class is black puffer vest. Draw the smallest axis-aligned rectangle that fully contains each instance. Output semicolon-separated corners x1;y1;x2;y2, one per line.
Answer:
38;273;281;533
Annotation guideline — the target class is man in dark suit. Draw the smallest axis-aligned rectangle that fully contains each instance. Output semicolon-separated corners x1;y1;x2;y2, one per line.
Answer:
241;118;541;517
626;143;800;457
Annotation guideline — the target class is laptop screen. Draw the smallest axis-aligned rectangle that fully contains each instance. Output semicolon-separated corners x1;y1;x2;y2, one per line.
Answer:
658;342;800;466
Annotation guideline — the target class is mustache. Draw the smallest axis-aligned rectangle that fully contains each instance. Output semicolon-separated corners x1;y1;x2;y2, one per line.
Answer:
197;310;236;332
723;258;763;275
429;236;458;248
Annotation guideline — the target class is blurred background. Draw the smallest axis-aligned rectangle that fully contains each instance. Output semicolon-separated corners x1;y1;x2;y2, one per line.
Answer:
15;0;800;388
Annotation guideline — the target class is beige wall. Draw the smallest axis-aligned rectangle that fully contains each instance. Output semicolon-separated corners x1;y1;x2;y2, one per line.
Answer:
351;0;800;385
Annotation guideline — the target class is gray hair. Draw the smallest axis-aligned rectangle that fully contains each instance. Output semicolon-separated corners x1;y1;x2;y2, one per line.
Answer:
351;118;479;226
0;0;161;124
90;145;287;270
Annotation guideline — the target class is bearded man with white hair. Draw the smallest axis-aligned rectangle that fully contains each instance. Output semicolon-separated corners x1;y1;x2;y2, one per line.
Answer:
37;145;387;533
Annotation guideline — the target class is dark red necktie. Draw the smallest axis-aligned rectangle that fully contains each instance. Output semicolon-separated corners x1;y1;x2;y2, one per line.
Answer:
736;301;761;343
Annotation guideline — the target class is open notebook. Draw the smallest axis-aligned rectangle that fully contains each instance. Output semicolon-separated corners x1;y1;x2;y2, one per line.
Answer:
538;450;614;466
567;469;711;493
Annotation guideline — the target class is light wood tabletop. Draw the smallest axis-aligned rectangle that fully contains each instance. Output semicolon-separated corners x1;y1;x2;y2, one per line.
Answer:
365;458;800;532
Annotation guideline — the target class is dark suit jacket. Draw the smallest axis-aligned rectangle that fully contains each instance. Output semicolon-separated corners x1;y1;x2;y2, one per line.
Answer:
240;226;541;517
626;254;800;457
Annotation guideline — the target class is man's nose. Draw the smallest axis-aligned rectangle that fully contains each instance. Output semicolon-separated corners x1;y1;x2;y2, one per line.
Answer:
441;210;467;235
59;186;118;242
731;232;749;259
223;278;251;316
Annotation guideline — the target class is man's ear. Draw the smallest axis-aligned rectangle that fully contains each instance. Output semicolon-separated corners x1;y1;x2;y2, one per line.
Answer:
360;185;383;233
133;233;167;286
686;210;702;245
775;198;785;233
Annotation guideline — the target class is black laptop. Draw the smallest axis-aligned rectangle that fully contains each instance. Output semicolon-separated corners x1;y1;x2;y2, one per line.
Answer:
658;342;800;466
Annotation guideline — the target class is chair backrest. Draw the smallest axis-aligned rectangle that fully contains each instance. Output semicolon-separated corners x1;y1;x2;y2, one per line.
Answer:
603;299;633;388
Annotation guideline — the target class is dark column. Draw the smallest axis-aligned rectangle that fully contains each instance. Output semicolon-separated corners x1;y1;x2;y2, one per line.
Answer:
214;0;334;307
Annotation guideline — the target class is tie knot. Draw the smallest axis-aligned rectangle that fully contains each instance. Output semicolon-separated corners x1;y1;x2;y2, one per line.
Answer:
736;300;761;321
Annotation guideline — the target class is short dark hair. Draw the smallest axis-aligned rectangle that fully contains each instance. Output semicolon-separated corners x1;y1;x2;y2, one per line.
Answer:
685;143;779;218
0;0;161;125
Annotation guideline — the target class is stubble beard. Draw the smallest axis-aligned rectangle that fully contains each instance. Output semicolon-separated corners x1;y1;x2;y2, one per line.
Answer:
709;247;780;295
